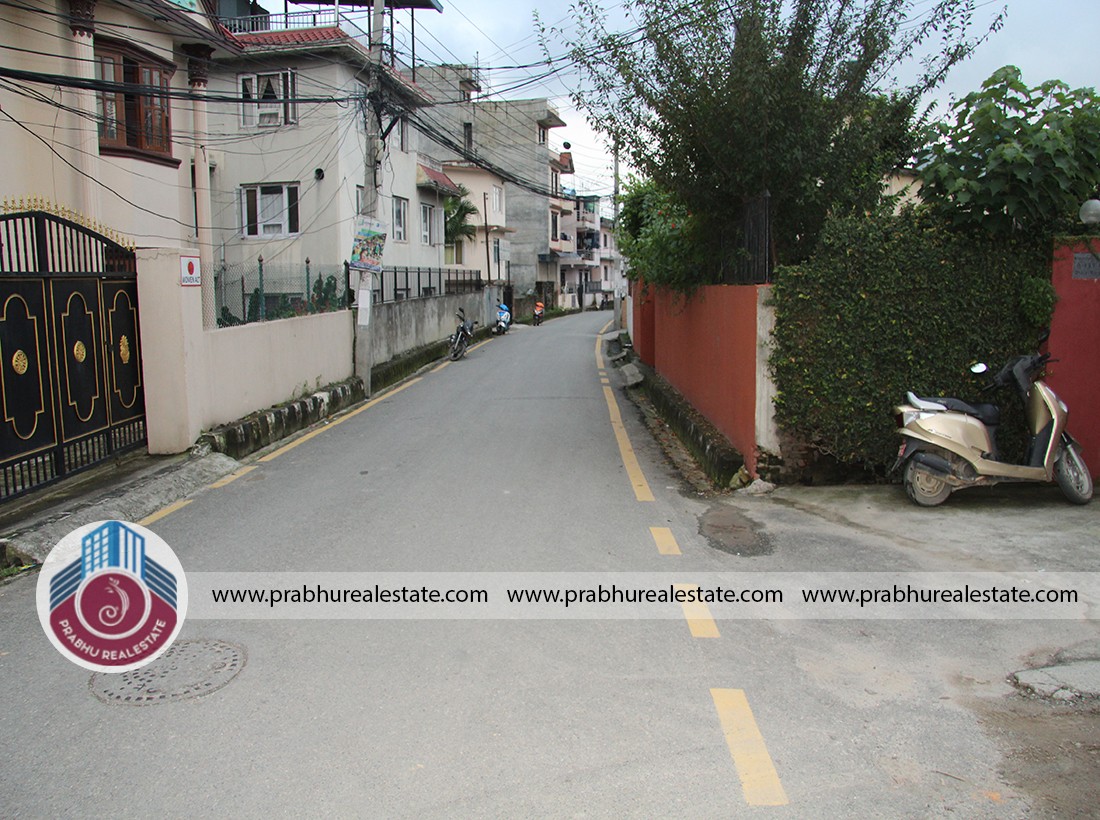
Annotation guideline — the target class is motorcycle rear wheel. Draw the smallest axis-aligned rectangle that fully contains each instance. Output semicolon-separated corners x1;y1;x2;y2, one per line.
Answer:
1055;442;1093;504
904;459;951;507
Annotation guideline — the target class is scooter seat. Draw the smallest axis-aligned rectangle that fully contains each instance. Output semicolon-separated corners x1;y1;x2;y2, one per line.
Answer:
916;395;1001;428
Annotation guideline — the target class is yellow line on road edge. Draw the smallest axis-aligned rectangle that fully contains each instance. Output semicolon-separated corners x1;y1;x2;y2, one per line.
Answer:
675;583;719;637
207;465;257;489
430;361;451;373
595;319;613;369
260;377;423;462
650;526;681;555
139;499;192;527
711;688;789;806
603;385;654;502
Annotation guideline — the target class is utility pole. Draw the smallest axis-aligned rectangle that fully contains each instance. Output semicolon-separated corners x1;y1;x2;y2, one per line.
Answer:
355;0;388;399
360;0;387;220
483;190;492;282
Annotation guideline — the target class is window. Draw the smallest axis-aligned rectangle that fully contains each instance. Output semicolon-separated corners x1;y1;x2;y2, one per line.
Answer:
240;71;297;128
550;169;560;197
492;185;503;214
356;185;365;214
445;241;464;265
538;125;547;144
463;122;473;153
241;183;300;237
95;43;173;159
603;232;609;248
420;203;435;245
550;212;559;240
398;117;409;152
393;196;408;241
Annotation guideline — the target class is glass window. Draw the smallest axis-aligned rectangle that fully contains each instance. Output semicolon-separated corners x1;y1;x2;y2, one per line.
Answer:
240;183;300;237
240;71;297;128
420;203;434;245
94;43;173;158
393;196;408;241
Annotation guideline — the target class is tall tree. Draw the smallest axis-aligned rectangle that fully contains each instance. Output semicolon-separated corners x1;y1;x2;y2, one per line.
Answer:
544;0;1004;285
918;66;1100;235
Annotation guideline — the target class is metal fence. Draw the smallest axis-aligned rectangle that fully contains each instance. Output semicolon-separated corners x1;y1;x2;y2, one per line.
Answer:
214;258;350;327
372;267;483;304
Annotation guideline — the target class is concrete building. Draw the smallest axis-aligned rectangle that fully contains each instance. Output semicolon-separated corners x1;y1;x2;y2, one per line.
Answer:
206;4;465;311
413;66;575;310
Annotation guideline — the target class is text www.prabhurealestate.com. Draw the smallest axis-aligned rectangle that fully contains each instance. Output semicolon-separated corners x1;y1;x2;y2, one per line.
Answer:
211;585;488;607
505;585;782;607
802;584;1077;607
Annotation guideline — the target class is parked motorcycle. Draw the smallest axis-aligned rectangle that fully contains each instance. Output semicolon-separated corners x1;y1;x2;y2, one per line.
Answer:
533;301;544;326
894;348;1093;507
492;303;511;336
449;308;475;361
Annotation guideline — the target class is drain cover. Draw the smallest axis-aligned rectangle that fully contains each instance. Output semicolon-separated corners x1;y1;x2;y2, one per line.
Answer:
89;639;246;705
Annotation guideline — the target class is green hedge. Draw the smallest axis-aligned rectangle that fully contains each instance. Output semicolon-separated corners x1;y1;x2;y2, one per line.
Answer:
770;207;1053;474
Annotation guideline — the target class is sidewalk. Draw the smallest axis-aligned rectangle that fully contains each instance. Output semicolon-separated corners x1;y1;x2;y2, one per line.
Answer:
0;449;239;565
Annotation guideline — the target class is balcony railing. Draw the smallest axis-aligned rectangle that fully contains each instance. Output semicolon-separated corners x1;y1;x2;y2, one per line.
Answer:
220;10;381;56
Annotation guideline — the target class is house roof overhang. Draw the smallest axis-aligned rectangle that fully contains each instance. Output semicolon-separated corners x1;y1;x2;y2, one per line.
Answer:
416;164;462;196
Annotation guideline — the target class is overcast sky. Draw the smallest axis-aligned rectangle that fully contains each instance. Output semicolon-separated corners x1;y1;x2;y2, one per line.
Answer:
346;0;1100;197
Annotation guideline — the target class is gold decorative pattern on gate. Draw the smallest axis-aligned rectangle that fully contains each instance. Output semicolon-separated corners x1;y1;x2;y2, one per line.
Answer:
1;293;48;441
60;290;101;425
119;334;130;364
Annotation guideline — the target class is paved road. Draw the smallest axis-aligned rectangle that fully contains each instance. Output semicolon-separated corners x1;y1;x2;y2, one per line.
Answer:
2;310;1098;817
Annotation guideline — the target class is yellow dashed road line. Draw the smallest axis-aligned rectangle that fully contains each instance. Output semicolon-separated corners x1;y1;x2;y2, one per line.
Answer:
650;527;681;555
711;688;789;806
602;385;654;502
675;583;720;637
139;499;192;527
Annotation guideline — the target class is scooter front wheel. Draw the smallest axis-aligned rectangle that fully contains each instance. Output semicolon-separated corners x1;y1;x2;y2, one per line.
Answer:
1055;442;1093;504
903;459;951;507
449;337;468;361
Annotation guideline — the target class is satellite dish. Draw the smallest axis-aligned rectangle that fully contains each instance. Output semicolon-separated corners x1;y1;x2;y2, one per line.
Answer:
563;141;571;149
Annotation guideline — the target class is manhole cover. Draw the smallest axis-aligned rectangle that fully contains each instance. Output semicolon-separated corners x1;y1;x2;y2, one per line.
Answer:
89;639;246;705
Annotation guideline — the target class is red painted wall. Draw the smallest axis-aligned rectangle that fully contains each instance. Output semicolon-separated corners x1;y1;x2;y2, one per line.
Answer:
646;285;763;473
1047;240;1100;477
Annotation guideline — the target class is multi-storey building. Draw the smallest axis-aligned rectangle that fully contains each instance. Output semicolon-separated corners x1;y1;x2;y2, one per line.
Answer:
207;3;463;312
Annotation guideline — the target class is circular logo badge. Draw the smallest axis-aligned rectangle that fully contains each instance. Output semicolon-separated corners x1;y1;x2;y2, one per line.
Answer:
36;520;188;673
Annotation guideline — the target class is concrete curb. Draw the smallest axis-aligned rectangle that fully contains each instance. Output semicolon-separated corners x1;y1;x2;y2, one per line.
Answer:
624;359;745;488
198;378;365;460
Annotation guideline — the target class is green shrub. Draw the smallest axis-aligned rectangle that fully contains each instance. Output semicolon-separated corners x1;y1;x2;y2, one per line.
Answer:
770;207;1049;473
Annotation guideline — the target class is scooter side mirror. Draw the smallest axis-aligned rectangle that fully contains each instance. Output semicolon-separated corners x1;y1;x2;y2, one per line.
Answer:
969;362;989;374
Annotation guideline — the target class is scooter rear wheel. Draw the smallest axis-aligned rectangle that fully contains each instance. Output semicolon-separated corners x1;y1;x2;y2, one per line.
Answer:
1055;442;1093;504
904;459;951;507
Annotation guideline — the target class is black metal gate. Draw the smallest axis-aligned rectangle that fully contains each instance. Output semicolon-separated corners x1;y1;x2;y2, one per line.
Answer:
0;211;146;501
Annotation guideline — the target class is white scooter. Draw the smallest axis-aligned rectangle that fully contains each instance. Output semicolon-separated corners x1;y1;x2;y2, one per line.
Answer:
894;350;1092;507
